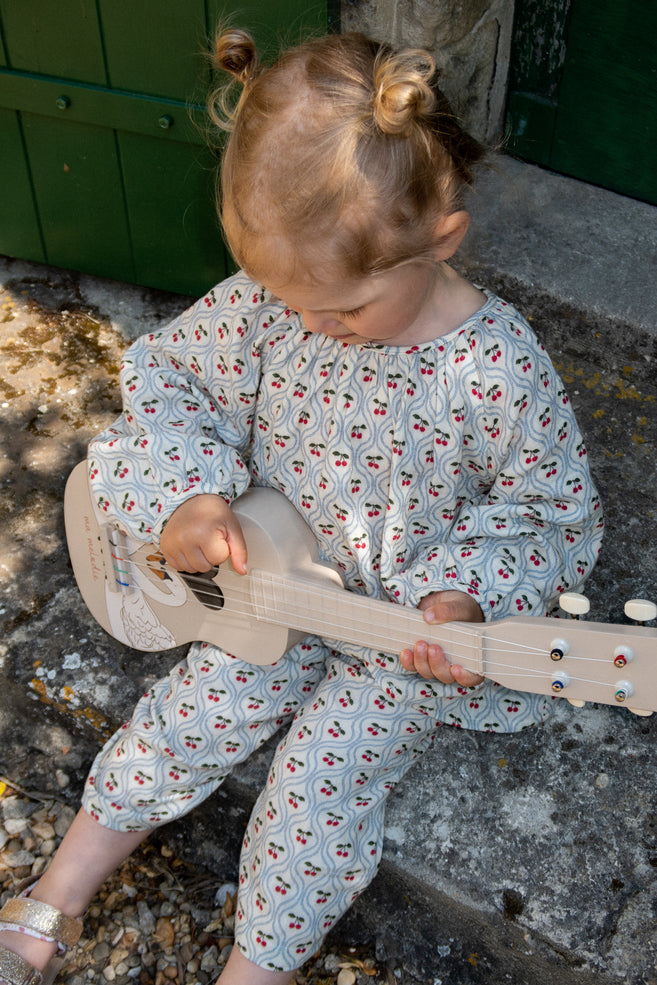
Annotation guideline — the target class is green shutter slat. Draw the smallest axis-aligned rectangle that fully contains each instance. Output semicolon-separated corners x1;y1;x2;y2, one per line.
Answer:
100;0;209;99
0;108;45;262
551;0;657;205
118;132;228;294
22;113;135;282
208;0;334;59
0;0;106;84
507;0;657;207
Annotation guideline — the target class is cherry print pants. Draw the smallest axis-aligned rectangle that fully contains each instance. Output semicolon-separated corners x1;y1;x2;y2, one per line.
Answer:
82;637;551;971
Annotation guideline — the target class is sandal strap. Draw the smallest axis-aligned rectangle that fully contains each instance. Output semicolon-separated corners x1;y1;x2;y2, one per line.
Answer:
0;945;43;985
0;899;82;949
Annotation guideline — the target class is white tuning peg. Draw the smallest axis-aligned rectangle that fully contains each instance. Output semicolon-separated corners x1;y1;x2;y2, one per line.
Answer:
624;599;657;623
559;592;590;618
567;698;586;708
628;707;654;717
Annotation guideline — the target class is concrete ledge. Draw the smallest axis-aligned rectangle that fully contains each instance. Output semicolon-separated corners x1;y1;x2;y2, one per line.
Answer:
459;154;657;335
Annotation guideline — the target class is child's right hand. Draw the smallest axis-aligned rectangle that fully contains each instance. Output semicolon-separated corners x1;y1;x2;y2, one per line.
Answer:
159;495;248;575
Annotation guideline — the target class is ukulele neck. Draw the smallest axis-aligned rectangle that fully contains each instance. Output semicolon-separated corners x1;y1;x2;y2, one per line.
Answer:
249;569;484;673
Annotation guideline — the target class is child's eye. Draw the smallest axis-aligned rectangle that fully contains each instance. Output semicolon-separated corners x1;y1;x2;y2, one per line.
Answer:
338;306;365;320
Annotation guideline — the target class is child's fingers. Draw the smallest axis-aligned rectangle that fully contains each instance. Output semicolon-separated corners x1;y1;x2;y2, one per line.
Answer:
188;522;247;574
224;524;248;575
400;641;454;682
448;663;485;687
420;590;484;625
201;526;231;566
400;640;484;685
402;590;486;682
160;495;248;574
161;541;217;573
197;507;247;573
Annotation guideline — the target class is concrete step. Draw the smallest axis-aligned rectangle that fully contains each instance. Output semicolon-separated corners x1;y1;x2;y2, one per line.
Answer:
1;156;656;983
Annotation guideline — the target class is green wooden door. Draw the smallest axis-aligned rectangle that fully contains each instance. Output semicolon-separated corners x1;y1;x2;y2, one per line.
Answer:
506;0;657;206
0;0;338;296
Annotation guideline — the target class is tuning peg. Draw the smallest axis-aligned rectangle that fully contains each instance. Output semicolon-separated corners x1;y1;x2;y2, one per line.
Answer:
628;707;654;717
567;698;586;708
559;592;590;618
625;599;657;623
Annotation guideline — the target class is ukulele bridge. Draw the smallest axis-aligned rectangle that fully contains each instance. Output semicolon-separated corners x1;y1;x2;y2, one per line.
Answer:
101;524;136;596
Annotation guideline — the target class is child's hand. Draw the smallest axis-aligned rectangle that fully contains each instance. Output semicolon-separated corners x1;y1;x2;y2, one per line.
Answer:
400;590;485;685
159;495;248;574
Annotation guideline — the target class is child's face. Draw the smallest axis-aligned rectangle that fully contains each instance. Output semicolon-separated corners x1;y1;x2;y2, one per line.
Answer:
265;261;446;347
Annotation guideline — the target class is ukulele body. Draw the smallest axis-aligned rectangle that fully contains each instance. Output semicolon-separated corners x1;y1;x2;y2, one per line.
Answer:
65;463;657;714
64;462;344;664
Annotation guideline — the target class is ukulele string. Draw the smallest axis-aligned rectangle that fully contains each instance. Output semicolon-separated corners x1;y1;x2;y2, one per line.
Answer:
112;551;593;665
110;551;617;685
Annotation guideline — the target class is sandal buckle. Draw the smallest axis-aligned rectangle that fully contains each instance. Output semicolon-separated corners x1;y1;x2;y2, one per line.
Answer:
0;900;82;950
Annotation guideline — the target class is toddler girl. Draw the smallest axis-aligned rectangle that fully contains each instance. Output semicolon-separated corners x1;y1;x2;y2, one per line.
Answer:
0;29;603;985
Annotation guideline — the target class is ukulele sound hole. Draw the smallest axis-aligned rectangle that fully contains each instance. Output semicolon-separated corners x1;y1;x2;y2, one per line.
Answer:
181;569;225;611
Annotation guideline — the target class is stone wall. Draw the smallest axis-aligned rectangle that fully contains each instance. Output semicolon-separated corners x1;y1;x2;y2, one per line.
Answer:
340;0;515;141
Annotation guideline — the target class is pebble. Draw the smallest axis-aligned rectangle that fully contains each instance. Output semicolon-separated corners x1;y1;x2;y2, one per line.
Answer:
93;943;112;963
31;856;49;877
154;916;175;949
2;796;35;820
4;817;29;836
31;821;56;841
4;849;35;867
214;882;236;907
56;769;71;789
200;946;219;973
54;806;76;838
40;837;57;856
110;947;130;967
137;900;156;935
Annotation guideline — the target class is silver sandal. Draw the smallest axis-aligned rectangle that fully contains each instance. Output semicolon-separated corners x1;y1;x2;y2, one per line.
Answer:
0;895;83;985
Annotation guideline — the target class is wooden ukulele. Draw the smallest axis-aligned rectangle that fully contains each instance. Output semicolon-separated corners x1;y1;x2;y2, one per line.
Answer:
64;462;657;715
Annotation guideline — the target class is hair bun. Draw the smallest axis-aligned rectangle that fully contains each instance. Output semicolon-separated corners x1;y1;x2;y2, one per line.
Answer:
372;49;436;135
213;28;259;84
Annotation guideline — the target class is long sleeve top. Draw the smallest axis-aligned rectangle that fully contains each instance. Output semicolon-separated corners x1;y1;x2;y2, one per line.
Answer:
89;271;603;623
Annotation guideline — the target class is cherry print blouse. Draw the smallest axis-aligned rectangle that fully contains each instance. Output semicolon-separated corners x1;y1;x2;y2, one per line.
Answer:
88;271;603;622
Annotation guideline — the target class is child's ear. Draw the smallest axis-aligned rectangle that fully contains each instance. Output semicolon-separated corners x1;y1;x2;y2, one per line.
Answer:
432;210;470;260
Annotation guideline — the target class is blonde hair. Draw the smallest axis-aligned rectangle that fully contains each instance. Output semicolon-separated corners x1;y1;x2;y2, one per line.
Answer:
209;29;484;283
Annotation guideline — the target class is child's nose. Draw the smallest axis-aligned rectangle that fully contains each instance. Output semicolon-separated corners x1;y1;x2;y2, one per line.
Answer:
301;310;339;334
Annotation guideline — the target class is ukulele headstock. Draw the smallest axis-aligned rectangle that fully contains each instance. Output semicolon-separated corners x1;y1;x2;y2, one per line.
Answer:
479;594;657;716
558;593;656;715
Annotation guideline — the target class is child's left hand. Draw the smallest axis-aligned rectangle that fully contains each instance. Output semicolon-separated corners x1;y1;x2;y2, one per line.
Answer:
400;590;485;685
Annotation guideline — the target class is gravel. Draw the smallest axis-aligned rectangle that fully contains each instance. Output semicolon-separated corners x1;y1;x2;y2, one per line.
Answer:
0;779;391;985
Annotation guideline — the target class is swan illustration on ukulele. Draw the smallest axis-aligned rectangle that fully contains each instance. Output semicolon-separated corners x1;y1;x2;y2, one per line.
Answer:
65;462;657;715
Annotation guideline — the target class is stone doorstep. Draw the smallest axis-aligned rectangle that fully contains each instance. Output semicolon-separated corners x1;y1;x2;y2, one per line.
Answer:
1;590;653;984
460;155;657;337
